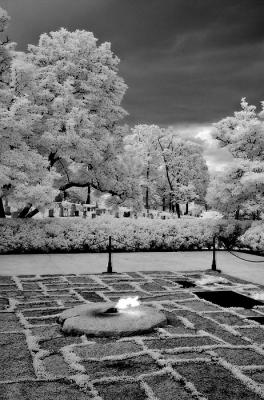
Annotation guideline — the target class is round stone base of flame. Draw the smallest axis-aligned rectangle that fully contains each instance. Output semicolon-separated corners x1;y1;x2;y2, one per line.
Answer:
58;302;167;337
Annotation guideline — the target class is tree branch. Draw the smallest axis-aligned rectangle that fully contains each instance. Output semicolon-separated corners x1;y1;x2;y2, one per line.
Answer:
59;180;124;198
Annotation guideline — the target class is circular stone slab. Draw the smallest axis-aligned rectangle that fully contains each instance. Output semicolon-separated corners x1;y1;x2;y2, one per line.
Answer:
58;302;167;337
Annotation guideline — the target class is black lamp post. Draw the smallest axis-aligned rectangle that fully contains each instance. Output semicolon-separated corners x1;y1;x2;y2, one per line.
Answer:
212;235;217;271
107;236;113;273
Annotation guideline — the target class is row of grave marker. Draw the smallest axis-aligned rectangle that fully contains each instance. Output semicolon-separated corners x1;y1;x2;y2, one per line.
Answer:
48;205;171;219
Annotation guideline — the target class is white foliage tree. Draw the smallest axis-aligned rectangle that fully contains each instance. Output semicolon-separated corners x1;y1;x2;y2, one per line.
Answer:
157;128;209;217
126;125;209;216
125;124;162;210
208;98;264;219
1;21;140;216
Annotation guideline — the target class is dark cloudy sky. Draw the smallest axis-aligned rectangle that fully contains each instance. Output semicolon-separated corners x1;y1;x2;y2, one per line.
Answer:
1;0;264;169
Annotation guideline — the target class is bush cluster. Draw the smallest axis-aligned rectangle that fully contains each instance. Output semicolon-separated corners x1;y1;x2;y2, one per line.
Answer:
0;216;255;254
239;223;264;253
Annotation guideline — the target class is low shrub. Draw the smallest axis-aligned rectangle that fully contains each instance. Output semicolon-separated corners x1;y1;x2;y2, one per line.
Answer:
0;216;254;254
217;219;252;249
239;223;264;252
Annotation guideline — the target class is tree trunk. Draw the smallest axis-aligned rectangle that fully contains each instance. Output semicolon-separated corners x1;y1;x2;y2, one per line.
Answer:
185;203;189;215
18;203;32;218
162;196;166;211
0;198;6;218
86;183;91;204
145;164;150;211
205;203;208;211
25;208;39;218
169;193;172;212
145;187;149;211
176;203;181;218
235;208;240;220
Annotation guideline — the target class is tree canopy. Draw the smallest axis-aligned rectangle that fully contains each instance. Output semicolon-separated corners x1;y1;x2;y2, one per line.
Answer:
207;98;264;219
0;11;138;217
125;125;209;216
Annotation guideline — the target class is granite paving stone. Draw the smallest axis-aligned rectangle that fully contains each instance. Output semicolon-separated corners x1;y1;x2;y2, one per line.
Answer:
214;347;264;365
42;354;72;377
144;373;194;399
0;380;91;400
244;370;264;384
22;308;64;318
204;311;250;326
235;327;264;345
0;277;15;284
27;316;58;325
0;312;23;332
144;336;220;350
0;298;9;310
165;309;250;345
179;299;222;312
30;324;63;339
77;291;106;302
94;381;148;400
73;340;143;359
16;301;59;310
82;354;161;379
39;335;82;352
174;361;263;400
66;276;98;284
161;350;209;360
0;332;36;381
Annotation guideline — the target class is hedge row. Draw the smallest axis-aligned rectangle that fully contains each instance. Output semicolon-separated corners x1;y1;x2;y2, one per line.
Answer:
0;216;255;254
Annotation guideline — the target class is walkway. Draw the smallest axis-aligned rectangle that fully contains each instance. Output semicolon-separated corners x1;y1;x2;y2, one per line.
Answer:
0;251;263;285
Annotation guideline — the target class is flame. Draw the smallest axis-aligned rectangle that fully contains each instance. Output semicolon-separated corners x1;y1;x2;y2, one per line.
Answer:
116;296;140;310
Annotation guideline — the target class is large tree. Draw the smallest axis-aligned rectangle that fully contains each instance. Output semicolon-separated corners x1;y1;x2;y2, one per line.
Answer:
156;129;209;217
125;124;162;211
126;125;209;216
207;98;264;219
1;22;139;217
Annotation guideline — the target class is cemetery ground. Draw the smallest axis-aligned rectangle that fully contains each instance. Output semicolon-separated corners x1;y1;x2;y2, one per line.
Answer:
1;262;264;399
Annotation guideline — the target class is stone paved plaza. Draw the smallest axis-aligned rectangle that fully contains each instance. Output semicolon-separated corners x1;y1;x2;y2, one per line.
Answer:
1;270;264;399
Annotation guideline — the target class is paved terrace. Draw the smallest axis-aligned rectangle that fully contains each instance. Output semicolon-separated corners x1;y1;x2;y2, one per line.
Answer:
1;271;264;399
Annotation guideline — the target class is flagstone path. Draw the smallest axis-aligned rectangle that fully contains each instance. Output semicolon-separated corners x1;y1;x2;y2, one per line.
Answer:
1;271;264;399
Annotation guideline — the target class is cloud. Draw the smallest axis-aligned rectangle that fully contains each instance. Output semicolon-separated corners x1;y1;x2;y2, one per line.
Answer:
3;0;264;126
170;124;234;172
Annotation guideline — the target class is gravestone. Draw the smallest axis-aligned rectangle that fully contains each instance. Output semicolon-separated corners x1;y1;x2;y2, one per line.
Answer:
59;204;64;217
5;206;11;216
70;204;76;217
